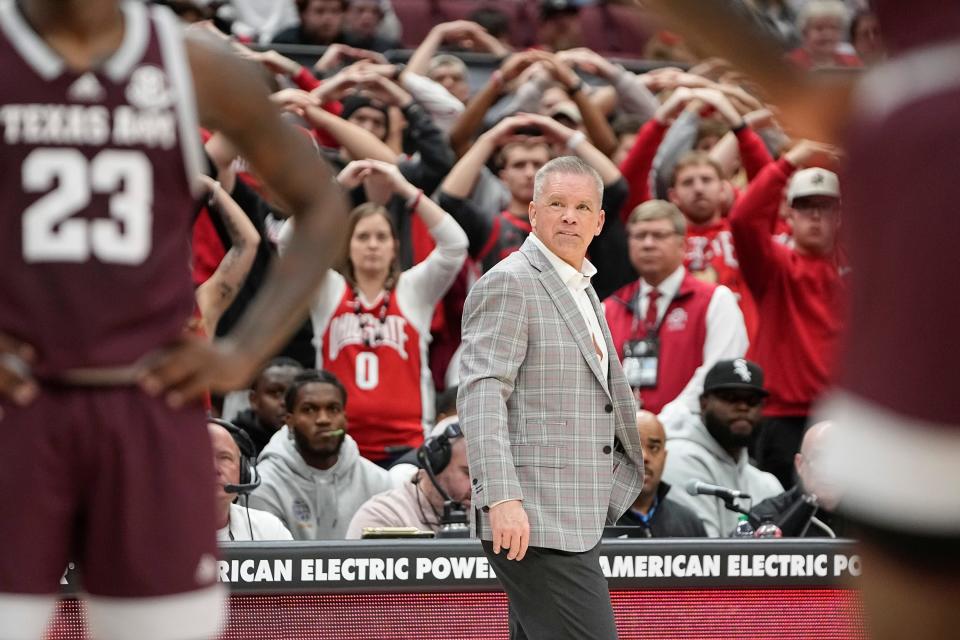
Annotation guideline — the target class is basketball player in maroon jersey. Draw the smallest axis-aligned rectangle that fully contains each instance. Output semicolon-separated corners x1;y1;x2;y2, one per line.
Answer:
630;1;960;638
0;0;347;638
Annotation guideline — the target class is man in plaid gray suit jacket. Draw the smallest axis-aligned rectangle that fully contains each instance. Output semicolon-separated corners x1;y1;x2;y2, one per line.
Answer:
459;156;644;639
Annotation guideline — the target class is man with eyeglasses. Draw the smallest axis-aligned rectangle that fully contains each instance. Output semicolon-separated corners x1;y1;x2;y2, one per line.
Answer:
729;140;848;489
605;200;748;436
660;359;783;537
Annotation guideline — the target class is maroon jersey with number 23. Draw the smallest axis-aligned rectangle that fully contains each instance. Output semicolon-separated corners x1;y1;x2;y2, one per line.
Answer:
0;0;204;377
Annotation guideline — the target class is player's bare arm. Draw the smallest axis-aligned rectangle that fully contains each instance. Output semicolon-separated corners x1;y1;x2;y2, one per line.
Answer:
139;32;348;407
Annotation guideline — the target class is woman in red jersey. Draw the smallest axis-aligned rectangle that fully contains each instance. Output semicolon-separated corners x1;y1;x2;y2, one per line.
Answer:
284;159;468;465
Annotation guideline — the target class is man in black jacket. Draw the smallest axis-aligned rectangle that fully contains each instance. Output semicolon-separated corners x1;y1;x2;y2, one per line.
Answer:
750;421;849;537
612;411;707;537
233;358;304;455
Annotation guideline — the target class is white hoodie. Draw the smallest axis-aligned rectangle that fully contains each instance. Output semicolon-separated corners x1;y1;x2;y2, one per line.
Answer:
661;417;783;537
249;427;393;540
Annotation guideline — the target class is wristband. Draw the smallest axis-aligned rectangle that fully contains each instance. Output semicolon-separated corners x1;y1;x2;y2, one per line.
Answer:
566;130;587;151
391;63;406;80
731;122;747;134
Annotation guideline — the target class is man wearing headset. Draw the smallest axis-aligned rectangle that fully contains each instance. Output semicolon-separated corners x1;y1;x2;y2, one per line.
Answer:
346;417;472;538
209;421;292;542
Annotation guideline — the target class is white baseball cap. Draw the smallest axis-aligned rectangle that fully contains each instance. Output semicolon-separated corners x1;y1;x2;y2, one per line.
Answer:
787;168;840;203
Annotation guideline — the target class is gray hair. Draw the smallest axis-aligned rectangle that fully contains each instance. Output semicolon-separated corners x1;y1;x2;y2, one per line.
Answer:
429;54;467;76
798;0;849;33
626;200;687;235
533;155;604;203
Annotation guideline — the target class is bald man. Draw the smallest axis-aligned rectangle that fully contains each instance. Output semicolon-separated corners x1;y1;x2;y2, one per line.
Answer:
209;422;292;543
749;421;849;537
612;412;706;538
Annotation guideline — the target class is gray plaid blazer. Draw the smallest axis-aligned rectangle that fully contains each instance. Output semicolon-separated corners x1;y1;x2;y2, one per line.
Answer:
458;238;644;552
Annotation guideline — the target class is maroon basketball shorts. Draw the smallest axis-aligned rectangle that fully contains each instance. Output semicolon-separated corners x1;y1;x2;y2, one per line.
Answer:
0;386;219;597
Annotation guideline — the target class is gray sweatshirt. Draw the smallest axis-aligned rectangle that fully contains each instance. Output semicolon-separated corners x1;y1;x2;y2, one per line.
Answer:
661;417;783;537
249;427;393;540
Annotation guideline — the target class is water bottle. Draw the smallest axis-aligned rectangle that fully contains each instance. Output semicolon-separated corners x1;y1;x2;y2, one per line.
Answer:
732;514;755;538
754;519;783;538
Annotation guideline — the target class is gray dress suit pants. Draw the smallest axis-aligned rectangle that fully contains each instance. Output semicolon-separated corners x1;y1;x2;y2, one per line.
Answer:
482;540;618;640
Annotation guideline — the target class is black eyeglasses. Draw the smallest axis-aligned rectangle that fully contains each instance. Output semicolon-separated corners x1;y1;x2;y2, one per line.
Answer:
711;390;765;407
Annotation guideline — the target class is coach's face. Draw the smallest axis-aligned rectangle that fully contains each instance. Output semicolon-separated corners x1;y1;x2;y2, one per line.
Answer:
529;172;604;269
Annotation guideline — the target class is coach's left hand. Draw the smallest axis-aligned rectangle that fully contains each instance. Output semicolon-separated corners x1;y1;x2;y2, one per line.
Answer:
490;499;530;561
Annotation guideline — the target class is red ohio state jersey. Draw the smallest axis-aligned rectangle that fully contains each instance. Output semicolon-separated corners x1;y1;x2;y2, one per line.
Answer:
321;287;427;461
0;1;203;376
684;220;760;342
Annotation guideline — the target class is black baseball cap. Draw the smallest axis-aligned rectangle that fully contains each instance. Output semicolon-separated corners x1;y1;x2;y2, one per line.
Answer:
702;359;768;396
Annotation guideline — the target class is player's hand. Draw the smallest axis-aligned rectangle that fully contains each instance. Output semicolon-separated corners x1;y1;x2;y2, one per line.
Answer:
137;336;258;409
489;499;529;561
0;332;38;414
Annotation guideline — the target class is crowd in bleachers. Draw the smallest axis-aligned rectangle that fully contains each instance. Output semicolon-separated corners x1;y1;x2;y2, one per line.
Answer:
174;0;881;541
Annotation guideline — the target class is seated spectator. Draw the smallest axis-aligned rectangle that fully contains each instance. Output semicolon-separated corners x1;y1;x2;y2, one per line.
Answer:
250;370;393;540
850;9;885;66
661;359;783;537
750;421;850;537
787;0;862;69
282;162;468;464
233;357;304;455
604;201;747;433
729;141;847;489
346;417;471;538
343;0;400;52
273;0;348;46
612;412;707;538
209;421;292;542
538;0;584;52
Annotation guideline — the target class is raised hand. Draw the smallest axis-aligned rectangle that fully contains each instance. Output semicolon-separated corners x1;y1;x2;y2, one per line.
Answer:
314;43;387;73
269;88;319;117
556;47;618;81
499;50;553;84
784;140;843;169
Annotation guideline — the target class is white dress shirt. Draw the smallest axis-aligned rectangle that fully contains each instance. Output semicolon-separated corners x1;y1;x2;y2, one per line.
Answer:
639;266;749;437
528;233;608;381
